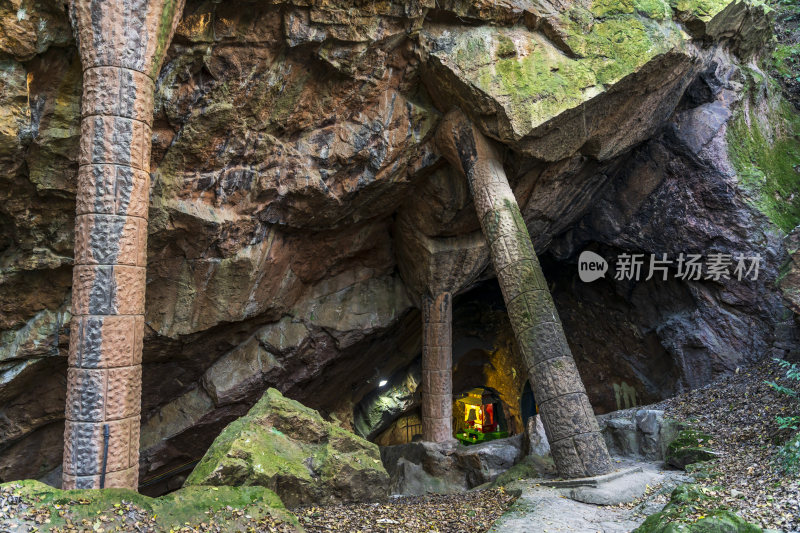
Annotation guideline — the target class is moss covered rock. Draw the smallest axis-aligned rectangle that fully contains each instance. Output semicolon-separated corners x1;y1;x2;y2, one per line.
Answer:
421;0;770;162
0;479;299;532
727;73;800;233
666;429;719;470
185;388;389;507
635;484;762;532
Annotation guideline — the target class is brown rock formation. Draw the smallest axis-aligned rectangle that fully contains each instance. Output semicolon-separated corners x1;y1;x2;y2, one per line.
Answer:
436;110;612;478
0;0;791;491
64;0;185;490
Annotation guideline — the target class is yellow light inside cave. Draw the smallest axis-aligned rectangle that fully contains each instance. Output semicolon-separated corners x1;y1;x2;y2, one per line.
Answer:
465;405;484;430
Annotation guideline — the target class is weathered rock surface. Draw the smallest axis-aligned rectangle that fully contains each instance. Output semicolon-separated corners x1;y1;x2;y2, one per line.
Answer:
525;414;552;458
546;55;800;413
665;428;720;469
634;484;763;532
381;435;524;495
358;291;529;445
598;408;685;461
354;360;421;441
184;388;389;507
0;0;793;491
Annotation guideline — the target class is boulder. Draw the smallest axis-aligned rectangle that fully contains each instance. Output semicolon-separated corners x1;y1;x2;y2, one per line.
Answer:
381;440;468;495
381;435;524;495
598;408;686;461
456;435;525;487
635;484;762;532
185;388;390;507
665;429;720;470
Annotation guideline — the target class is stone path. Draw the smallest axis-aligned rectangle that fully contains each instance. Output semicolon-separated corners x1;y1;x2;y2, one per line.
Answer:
488;461;691;533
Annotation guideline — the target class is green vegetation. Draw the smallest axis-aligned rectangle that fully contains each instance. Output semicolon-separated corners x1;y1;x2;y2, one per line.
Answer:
455;428;509;445
185;388;388;507
0;479;297;532
726;76;800;232
634;485;763;532
772;41;800;82
768;0;799;88
766;358;800;473
666;429;719;469
449;2;687;138
670;0;731;22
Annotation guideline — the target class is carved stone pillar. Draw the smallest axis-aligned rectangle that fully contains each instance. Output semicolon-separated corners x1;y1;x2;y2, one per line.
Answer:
436;110;612;478
421;292;454;443
63;0;185;490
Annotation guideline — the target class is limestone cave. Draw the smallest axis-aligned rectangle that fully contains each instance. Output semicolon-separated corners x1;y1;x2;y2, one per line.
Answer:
0;0;799;531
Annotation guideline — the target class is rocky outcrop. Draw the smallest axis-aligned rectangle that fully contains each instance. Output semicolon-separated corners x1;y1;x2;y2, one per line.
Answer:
597;408;685;461
354;361;421;442
381;435;524;495
665;429;720;469
0;0;792;490
549;54;800;411
184;388;389;507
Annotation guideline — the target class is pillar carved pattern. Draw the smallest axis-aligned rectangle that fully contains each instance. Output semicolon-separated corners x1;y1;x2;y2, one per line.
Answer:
435;110;612;478
421;292;453;443
64;0;185;490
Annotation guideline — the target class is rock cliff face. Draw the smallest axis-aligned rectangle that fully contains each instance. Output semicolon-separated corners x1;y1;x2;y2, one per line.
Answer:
0;0;796;490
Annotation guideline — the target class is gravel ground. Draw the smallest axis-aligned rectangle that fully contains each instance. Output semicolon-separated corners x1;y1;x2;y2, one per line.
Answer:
295;489;517;533
0;484;298;533
0;484;515;533
4;359;796;532
656;358;800;531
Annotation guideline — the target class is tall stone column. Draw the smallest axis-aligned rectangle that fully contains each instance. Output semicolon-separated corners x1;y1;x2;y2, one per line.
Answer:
63;0;185;490
436;110;612;478
421;292;454;443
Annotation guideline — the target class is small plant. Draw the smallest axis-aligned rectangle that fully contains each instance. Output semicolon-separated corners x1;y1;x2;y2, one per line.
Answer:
766;358;800;473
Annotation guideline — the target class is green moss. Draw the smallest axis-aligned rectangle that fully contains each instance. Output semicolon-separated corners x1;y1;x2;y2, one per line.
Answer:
591;0;636;18
438;0;695;137
155;485;289;526
492;47;596;132
634;484;762;532
726;83;800;232
666;429;720;469
151;0;182;78
1;479;297;532
496;34;517;58
670;0;731;21
186;390;318;486
667;429;715;453
185;388;388;505
634;0;673;19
